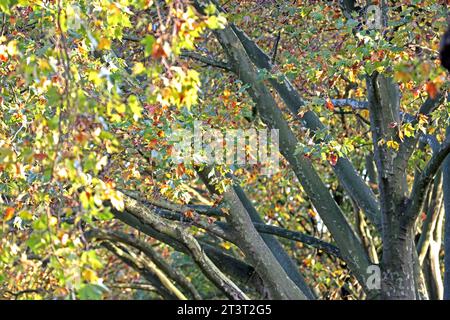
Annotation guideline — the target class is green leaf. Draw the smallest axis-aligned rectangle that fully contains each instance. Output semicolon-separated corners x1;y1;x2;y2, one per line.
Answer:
0;0;11;14
77;283;105;300
141;35;155;57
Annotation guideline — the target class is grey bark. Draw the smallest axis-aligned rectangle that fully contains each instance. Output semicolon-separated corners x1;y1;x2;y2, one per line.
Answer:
208;22;372;291
198;168;308;299
231;26;381;230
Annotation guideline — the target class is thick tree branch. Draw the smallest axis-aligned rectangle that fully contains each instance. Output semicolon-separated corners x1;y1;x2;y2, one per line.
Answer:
395;94;445;175
416;172;443;265
253;223;342;259
419;134;441;154
88;228;202;299
331;99;369;110
406;138;450;223
180;50;232;71
366;70;419;299
112;208;266;295
231;183;315;299
154;199;342;259
229;24;381;231
444;128;450;300
101;241;181;300
199;16;372;290
197;167;309;300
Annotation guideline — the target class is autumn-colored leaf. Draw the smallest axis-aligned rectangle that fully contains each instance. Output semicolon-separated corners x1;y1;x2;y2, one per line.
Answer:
327;152;338;166
75;132;89;144
425;81;438;99
4;207;15;222
97;38;111;50
33;153;47;161
157;130;165;138
325;99;334;111
162;247;170;258
152;41;170;59
417;113;429;125
0;44;8;62
388;122;398;128
207;216;216;224
183;210;194;219
421;212;427;221
82;268;98;283
176;163;186;177
387;140;400;151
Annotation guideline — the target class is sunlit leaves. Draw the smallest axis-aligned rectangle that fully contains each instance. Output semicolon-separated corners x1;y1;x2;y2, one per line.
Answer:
205;14;227;30
132;62;146;75
402;122;415;139
386;140;400;151
0;0;11;14
109;190;124;212
97;38;111;50
141;35;156;57
128;94;142;121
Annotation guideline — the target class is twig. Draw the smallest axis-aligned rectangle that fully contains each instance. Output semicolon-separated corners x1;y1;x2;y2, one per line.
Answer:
107;282;158;292
180;50;232;71
271;30;281;64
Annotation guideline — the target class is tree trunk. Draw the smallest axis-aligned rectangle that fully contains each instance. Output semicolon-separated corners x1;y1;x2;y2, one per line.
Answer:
443;127;450;299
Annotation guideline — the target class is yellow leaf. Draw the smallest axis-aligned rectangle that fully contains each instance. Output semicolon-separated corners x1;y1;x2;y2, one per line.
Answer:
132;62;146;75
394;70;411;82
403;123;415;138
110;191;124;212
82;269;98;283
19;210;33;220
6;40;18;56
221;242;232;250
398;129;404;142
49;215;58;226
205;15;227;29
387;140;399;151
418;113;428;125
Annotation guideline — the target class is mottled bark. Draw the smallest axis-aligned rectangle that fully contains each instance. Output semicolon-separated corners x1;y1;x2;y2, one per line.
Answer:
231;25;381;230
198;168;308;299
366;72;416;299
111;196;249;300
88;228;202;299
232;184;316;299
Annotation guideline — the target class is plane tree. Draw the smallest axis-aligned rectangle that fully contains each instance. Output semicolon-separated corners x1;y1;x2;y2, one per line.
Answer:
0;0;449;300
